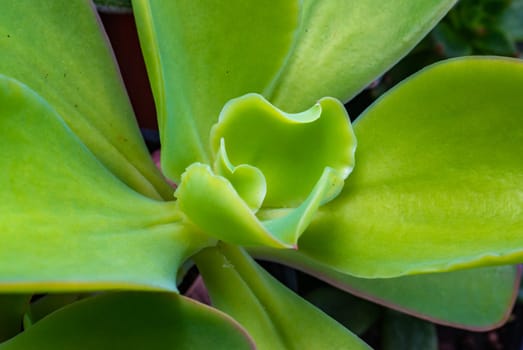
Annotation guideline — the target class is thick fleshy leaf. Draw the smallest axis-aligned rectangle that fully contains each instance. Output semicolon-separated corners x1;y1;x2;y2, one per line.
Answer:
0;76;211;292
211;94;355;207
295;57;523;277
175;164;287;248
0;293;254;349
176;164;344;248
0;295;30;342
194;244;371;350
214;140;267;212
0;1;170;199
261;167;346;246
346;265;521;331
132;0;300;181
267;0;458;112
250;233;520;329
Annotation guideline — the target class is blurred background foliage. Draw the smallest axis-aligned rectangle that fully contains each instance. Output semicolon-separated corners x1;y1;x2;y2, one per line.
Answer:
368;0;523;98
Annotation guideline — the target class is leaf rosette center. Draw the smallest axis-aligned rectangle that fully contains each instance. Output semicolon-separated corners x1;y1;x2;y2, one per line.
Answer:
174;94;356;249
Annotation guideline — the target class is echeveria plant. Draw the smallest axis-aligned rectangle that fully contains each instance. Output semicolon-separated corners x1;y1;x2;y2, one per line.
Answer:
1;0;523;348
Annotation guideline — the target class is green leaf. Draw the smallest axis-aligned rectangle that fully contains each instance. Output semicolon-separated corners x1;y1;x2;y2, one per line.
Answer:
347;265;520;331
0;295;30;342
213;139;267;212
261;167;347;246
210;94;355;207
0;293;254;350
382;310;437;350
176;163;288;248
194;244;371;350
0;76;211;292
304;288;381;336
0;1;170;199
267;0;458;112
176;164;345;248
250;248;519;330
132;0;300;181
296;57;523;277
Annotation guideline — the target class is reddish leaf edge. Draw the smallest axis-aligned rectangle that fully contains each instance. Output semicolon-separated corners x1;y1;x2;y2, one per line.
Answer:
255;253;522;332
319;265;522;332
177;294;257;348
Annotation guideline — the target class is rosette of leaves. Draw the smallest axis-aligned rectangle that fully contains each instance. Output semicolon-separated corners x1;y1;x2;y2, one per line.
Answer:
0;1;523;349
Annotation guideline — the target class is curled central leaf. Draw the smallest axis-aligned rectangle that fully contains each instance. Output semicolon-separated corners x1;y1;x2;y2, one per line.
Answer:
174;94;356;248
211;94;356;207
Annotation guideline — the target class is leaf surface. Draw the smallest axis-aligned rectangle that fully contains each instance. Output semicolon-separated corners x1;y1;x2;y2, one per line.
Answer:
0;1;169;198
251;248;520;330
194;244;371;350
267;0;458;111
211;94;355;207
132;0;300;181
0;76;211;292
298;57;523;277
0;293;254;349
